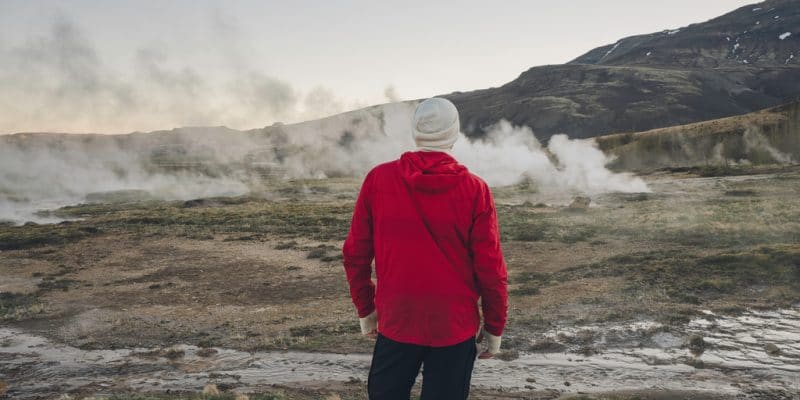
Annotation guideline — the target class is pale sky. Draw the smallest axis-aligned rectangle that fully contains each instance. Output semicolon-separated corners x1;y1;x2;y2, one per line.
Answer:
0;0;757;133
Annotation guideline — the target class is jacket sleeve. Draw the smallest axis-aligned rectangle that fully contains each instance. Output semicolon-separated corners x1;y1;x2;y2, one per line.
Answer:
342;171;376;318
470;184;508;337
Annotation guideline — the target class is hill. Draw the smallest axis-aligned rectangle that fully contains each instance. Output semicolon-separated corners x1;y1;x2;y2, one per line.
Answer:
444;0;800;141
595;99;800;171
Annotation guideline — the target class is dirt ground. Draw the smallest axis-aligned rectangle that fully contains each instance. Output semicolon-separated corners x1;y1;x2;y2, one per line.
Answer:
1;167;799;399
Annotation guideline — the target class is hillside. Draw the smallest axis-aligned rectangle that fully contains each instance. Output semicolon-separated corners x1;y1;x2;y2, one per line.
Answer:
445;0;800;141
571;0;799;68
595;99;800;171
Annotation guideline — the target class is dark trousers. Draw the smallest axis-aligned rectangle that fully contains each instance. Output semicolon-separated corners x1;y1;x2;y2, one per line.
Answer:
367;334;477;400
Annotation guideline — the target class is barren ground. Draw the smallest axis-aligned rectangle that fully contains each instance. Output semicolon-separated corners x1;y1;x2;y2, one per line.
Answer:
1;167;799;399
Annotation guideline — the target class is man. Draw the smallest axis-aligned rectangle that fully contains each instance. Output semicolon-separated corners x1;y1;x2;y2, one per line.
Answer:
343;97;508;400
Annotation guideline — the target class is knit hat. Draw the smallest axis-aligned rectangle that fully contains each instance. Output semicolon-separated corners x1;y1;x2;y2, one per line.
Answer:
412;98;460;151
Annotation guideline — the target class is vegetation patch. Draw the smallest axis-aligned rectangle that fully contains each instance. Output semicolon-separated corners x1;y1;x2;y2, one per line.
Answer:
724;189;757;197
37;278;78;292
54;200;353;241
306;248;327;259
288;321;359;338
562;246;800;307
274;241;298;250
498;205;598;243
108;393;287;400
0;223;96;250
0;293;43;321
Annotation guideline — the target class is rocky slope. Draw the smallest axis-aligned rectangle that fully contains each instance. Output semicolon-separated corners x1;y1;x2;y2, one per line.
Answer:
445;0;800;141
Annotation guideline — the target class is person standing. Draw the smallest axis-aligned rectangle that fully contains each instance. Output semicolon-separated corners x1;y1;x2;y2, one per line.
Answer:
342;98;508;400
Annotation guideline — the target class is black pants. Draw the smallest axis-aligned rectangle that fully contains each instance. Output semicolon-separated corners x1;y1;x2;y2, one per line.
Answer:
367;334;477;400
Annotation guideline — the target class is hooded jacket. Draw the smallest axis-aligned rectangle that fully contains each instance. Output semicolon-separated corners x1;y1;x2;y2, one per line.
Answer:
343;151;508;347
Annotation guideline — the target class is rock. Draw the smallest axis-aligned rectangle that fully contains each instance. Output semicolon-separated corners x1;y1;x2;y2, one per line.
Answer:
686;334;706;354
235;395;249;400
578;345;598;356
164;348;185;360
685;357;705;369
765;343;781;356
197;347;217;357
0;380;6;396
528;338;566;352
526;377;537;383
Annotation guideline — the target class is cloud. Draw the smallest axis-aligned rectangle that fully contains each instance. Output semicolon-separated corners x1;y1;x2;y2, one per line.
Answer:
0;15;386;134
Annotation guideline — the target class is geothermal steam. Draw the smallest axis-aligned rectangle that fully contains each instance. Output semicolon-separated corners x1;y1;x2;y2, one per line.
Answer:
0;104;649;223
453;121;649;194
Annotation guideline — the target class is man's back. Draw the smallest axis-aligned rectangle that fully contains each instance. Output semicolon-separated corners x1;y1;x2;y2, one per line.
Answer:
343;150;507;347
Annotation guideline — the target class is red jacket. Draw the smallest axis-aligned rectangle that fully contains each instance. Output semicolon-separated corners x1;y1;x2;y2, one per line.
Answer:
343;150;508;347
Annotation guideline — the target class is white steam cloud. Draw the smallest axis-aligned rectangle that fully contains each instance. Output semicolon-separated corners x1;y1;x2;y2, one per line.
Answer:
454;121;650;194
0;105;648;224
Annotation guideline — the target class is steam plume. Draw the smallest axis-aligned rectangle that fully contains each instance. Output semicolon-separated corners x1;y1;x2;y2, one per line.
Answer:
0;107;649;223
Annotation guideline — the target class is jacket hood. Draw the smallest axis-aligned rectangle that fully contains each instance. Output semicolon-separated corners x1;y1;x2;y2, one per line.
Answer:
399;151;469;193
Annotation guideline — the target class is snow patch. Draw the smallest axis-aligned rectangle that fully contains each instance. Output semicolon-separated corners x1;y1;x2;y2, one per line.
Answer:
779;32;792;40
733;43;741;52
726;36;731;42
774;15;780;19
600;42;620;61
752;7;762;12
787;54;795;64
667;29;680;35
646;51;652;56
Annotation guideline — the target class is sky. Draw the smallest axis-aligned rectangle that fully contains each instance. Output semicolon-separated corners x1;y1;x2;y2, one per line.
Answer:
0;0;757;134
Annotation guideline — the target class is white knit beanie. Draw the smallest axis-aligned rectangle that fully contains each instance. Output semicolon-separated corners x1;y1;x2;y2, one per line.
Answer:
412;98;460;151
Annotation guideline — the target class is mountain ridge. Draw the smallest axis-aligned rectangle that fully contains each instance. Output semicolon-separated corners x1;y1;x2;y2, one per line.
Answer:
570;0;799;68
444;0;800;141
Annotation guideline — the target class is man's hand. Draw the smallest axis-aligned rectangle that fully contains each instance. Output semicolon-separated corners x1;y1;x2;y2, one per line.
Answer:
359;310;378;339
476;328;502;359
